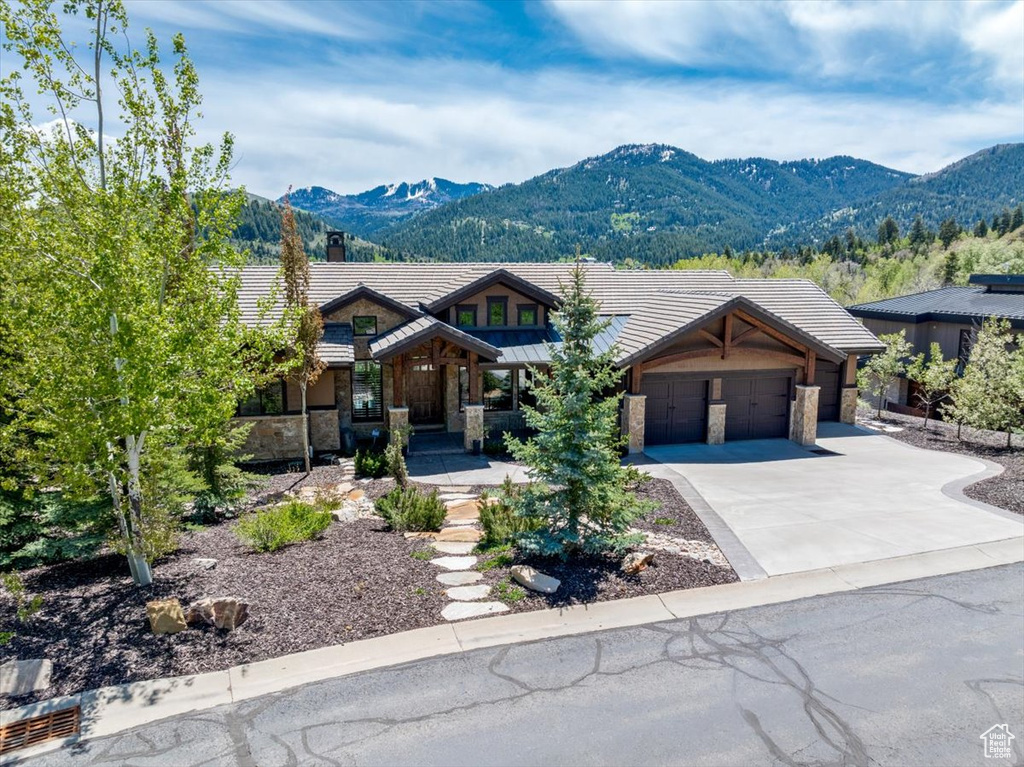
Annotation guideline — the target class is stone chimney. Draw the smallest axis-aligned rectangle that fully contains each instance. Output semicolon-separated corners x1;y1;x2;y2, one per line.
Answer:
326;231;346;262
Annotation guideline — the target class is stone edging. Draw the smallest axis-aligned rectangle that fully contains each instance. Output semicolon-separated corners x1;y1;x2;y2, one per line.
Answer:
8;536;1021;763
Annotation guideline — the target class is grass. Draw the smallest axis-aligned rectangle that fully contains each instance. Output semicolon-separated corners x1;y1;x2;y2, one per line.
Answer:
494;579;527;603
653;517;675;526
410;548;434;561
476;552;514;571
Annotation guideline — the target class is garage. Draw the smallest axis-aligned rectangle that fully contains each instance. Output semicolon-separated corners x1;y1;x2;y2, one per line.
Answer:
723;373;792;440
642;375;708;445
814;360;840;421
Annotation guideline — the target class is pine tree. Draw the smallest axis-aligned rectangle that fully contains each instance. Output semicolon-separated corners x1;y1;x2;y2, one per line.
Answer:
506;263;652;558
973;219;989;238
1011;205;1024;232
938;217;960;249
906;344;957;427
942;251;959;285
908;215;931;253
877;216;900;250
857;331;913;418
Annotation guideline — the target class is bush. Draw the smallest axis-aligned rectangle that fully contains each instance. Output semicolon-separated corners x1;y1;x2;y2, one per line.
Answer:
384;440;408;487
355;448;387;479
234;500;331;552
478;477;542;550
0;490;110;569
375;486;446;532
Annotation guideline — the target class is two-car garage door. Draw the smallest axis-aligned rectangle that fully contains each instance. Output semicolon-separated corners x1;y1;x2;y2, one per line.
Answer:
642;372;792;445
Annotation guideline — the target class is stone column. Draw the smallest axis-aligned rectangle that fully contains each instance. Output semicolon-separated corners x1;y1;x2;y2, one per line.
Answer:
387;407;409;445
840;387;858;425
464;404;484;453
706;402;727;445
620;394;646;454
789;385;819;446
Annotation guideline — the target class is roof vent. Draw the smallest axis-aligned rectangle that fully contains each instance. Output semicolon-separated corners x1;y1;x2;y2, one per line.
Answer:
967;274;1024;293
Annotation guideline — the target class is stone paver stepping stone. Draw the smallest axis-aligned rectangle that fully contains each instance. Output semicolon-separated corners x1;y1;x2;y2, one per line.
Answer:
430;541;476;555
436;571;483;586
443;518;477;527
440;494;478;503
438;485;472;493
435;527;482;543
445;500;481;521
446;584;491;601
431;556;478;570
404;531;437;540
441;601;509;621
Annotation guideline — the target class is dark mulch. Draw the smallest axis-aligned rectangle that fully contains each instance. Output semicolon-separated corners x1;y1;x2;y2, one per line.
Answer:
863;409;1024;515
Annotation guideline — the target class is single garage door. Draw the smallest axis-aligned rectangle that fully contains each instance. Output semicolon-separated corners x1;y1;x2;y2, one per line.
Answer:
815;360;840;422
723;374;792;440
642;375;708;445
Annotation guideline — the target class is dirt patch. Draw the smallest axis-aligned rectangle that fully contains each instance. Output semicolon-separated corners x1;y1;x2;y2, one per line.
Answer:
862;410;1023;515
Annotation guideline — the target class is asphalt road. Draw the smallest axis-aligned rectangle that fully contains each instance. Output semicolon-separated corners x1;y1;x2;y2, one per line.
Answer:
25;564;1024;767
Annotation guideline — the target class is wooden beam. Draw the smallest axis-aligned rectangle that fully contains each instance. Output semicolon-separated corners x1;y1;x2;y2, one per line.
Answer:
844;353;858;386
805;350;816;386
468;352;480;403
393;354;405;408
723;313;734;359
731;326;759;347
630;362;644;395
645;346;806;370
732;309;809;355
698;329;723;348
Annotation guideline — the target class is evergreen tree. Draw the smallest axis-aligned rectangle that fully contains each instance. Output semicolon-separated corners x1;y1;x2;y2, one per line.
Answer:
506;263;652;558
877;216;900;249
937;217;960;249
973;218;989;238
906;343;957;427
908;215;931;253
857;331;913;418
1011;205;1024;232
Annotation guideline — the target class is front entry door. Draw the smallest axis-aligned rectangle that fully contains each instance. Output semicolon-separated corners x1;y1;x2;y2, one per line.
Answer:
407;364;442;425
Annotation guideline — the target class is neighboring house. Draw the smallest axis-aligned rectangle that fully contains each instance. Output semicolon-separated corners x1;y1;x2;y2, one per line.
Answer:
234;234;884;460
848;274;1024;411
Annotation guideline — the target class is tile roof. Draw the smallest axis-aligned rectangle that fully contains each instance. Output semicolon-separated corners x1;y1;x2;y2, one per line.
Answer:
318;323;354;365
848;286;1024;328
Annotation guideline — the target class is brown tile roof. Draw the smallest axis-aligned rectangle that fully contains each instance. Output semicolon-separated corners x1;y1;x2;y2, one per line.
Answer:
318;323;354;365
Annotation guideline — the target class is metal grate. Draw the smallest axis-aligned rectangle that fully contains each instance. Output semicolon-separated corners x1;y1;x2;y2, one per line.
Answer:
0;705;80;754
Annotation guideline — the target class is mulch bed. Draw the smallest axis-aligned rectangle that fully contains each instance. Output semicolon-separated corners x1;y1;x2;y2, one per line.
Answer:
862;410;1024;515
0;476;736;707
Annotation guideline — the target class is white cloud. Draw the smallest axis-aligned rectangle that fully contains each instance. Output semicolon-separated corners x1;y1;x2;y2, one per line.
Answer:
960;1;1024;86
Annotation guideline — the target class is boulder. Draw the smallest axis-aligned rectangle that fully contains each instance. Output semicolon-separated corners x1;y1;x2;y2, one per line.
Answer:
191;558;217;570
185;597;249;630
510;565;560;594
147;598;187;634
0;659;53;696
621;551;655;575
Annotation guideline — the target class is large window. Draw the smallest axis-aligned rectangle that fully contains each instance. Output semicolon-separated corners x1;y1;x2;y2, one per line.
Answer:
517;369;536;409
455;305;477;328
352;361;383;421
487;297;507;327
353;316;377;336
237;382;285;416
517;304;538;326
483;369;514;411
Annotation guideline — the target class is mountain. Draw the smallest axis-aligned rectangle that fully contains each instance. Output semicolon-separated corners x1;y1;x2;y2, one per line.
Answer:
282;178;493;238
376;144;917;265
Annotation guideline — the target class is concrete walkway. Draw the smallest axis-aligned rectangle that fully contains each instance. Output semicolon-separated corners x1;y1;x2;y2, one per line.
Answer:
644;422;1024;576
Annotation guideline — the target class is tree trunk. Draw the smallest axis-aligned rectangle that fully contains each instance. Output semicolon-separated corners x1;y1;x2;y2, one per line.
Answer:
301;381;311;474
922;402;930;428
1008;431;1013;449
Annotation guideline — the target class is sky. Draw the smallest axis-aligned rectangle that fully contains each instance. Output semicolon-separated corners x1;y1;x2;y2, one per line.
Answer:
8;0;1024;198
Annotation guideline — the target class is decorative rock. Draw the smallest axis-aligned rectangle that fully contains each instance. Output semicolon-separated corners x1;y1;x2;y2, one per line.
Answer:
440;494;478;503
347;489;365;501
436;571;483;586
332;508;358;523
404;531;437;540
441;518;477;527
0;659;53;696
435;527;482;543
446;584;492;601
430;556;478;570
185;596;249;630
510;565;560;594
622;551;655;574
430;541;477;555
441;601;509;621
439;485;472;493
147;598;187;635
444;500;481;522
191;558;217;570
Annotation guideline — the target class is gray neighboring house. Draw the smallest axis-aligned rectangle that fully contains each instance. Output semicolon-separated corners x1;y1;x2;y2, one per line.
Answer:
848;274;1024;411
233;237;884;459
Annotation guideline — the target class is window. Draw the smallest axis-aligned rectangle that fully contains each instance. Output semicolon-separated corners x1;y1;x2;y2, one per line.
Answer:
517;369;536;409
517;303;538;326
352;361;383;421
455;305;477;328
483;369;514;411
353;316;377;336
487;297;507;327
237;382;285;416
957;329;975;372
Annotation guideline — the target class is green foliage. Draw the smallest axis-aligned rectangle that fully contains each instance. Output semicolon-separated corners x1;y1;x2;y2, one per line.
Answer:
1;572;43;622
858;331;914;418
506;264;654;558
494;579;527;603
384;426;412;487
877;216;900;249
0;491;110;569
478;478;543;550
938;217;961;249
355;448;388;478
234;500;331;552
906;343;958;426
476;551;514;571
410;548;433;561
653;517;675;526
375;486;446;532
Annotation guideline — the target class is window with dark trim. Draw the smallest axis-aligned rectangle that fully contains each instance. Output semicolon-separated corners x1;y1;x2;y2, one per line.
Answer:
487;297;507;327
353;316;377;336
483;369;514;411
517;369;536;409
237;381;285;416
352;361;383;421
517;303;538;326
455;305;477;328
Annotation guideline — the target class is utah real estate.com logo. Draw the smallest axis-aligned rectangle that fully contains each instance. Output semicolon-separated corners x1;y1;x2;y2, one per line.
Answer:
980;724;1015;759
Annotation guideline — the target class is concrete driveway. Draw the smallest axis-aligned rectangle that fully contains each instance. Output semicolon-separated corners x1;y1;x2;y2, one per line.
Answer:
644;422;1024;576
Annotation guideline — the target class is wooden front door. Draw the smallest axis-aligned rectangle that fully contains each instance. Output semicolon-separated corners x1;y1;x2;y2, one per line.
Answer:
407;364;442;424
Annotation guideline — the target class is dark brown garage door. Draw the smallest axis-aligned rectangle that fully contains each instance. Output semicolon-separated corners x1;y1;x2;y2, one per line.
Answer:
815;360;840;422
642;375;708;445
723;374;792;440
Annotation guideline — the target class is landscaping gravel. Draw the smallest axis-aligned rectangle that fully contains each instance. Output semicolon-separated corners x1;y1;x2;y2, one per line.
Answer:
862;410;1023;516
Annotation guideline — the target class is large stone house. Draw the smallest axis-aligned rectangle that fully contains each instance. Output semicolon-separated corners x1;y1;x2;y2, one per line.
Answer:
234;240;884;460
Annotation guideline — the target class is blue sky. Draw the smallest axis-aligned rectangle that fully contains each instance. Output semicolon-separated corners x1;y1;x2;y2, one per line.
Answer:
67;1;1024;196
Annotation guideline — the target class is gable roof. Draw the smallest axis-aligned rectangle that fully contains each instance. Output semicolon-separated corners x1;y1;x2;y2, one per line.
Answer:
848;286;1024;329
467;315;628;365
368;315;502;362
318;322;354;366
422;268;562;313
318;283;421;321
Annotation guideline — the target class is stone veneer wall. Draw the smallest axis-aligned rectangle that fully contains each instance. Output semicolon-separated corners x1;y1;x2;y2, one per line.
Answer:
310;409;340;452
840;387;858;425
706;402;726;445
235;415;306;461
789;385;819;446
620;394;645;454
464;405;484;451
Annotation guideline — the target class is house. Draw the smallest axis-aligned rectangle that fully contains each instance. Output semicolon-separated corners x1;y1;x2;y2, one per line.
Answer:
848;274;1024;411
234;234;884;460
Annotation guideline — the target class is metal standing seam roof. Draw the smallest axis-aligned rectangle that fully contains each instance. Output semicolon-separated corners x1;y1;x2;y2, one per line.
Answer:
467;315;629;365
368;315;502;362
848;286;1024;327
235;262;884;356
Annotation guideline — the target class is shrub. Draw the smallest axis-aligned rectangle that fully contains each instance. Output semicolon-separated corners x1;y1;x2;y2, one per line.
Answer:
494;578;526;603
1;572;43;622
355;448;387;479
234;500;331;552
478;478;542;550
375;487;446;532
384;439;408;487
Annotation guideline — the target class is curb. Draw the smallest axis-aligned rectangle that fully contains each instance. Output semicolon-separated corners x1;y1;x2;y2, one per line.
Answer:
5;536;1022;763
